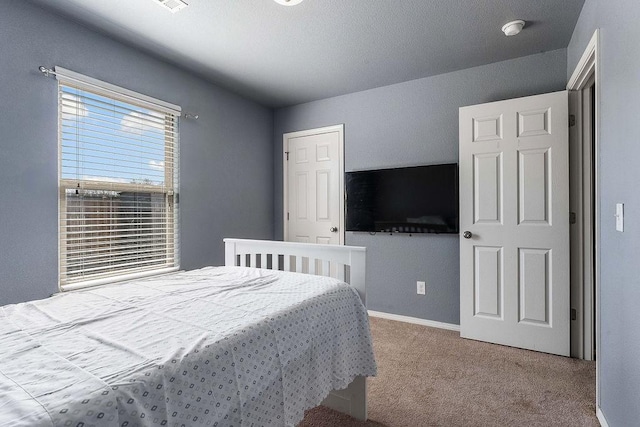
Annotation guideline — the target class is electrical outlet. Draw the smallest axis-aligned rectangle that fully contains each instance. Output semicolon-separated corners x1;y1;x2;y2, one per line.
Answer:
417;281;426;295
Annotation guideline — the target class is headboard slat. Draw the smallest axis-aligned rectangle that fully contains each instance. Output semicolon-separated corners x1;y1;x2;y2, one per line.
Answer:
224;239;366;304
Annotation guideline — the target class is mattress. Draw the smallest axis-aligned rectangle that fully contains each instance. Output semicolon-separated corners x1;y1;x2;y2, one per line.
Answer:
0;266;376;426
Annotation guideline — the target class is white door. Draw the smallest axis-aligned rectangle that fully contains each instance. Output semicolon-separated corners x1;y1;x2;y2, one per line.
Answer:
459;91;570;356
284;125;344;246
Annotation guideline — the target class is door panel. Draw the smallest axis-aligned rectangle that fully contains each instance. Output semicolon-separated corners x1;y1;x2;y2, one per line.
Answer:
316;170;331;221
518;108;550;137
473;115;503;142
296;172;308;220
518;148;550;225
474;246;503;319
460;91;569;356
518;248;551;325
473;153;503;224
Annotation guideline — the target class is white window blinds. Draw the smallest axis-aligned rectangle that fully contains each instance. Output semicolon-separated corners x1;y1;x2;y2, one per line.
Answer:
57;68;180;290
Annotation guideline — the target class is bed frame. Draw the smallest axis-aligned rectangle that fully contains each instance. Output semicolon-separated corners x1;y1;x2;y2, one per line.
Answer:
223;238;369;421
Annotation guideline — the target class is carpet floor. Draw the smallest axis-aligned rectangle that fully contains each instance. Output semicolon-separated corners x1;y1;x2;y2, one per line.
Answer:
299;317;597;427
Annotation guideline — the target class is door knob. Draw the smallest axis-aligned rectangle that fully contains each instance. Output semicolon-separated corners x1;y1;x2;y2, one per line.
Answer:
330;227;338;232
463;231;473;239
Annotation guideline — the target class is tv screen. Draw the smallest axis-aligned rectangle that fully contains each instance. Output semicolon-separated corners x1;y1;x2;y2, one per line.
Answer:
346;163;459;234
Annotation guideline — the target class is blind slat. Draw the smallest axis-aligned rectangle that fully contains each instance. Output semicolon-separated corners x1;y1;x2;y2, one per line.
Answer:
61;146;174;164
65;243;178;257
66;253;175;269
61;95;177;127
61;123;178;146
61;139;176;158
61;261;175;280
60;108;177;137
65;243;177;257
63;218;169;225
60;163;171;180
63;231;172;240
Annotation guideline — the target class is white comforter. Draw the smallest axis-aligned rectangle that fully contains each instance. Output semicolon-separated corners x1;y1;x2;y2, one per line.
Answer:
0;266;376;427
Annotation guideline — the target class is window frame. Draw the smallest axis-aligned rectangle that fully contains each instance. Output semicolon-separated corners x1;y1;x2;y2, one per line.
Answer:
56;67;181;291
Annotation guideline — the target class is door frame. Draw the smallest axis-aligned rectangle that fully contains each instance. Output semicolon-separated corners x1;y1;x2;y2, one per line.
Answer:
282;124;345;245
567;28;600;410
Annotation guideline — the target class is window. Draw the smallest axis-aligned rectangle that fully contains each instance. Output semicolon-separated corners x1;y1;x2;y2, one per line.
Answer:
57;68;180;290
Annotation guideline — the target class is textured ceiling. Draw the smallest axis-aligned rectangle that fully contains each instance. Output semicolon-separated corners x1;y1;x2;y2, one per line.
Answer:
29;0;585;108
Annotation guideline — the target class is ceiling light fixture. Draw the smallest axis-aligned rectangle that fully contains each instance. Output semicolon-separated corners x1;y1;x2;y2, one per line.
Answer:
153;0;188;13
274;0;304;6
501;20;525;36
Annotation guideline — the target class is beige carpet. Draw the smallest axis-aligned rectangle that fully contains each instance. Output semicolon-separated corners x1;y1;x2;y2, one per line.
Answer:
299;317;597;427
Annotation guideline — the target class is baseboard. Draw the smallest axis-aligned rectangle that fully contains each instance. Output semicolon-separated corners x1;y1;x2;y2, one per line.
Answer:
368;310;460;332
596;407;609;427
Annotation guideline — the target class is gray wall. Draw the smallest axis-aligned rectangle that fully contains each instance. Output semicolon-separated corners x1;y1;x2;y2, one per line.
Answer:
0;1;274;305
568;1;640;425
274;49;567;324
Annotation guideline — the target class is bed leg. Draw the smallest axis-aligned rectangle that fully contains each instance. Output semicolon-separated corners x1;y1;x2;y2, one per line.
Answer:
321;376;367;421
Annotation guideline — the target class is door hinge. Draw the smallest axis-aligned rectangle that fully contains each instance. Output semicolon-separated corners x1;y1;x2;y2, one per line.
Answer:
570;212;576;224
285;151;290;161
569;114;576;127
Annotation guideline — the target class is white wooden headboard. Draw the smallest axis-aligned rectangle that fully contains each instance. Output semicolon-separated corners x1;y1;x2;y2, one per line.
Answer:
223;238;367;304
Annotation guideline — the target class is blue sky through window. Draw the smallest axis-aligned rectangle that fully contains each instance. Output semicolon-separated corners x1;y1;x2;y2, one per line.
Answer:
60;86;168;186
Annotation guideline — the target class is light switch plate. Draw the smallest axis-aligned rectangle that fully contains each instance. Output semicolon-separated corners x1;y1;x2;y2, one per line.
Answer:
417;281;426;295
616;203;624;232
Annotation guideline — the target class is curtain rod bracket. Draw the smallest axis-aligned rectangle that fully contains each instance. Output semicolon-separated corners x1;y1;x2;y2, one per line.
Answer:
39;66;56;77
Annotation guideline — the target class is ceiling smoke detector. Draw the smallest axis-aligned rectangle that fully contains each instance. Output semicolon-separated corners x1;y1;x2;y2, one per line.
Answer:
501;20;525;36
274;0;304;6
153;0;188;13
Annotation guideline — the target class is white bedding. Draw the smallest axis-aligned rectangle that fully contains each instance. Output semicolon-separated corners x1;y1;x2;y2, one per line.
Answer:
0;266;376;427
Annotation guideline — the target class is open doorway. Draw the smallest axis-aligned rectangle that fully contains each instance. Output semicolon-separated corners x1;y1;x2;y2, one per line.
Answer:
567;30;600;423
569;77;596;361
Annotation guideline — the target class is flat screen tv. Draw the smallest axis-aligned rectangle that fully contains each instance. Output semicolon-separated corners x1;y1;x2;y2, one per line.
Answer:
346;163;459;234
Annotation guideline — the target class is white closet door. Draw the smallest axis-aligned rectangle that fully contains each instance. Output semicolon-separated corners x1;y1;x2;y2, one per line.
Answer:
285;125;344;247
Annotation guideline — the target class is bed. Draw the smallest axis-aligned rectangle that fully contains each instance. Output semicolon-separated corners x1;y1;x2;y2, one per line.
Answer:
0;239;376;427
